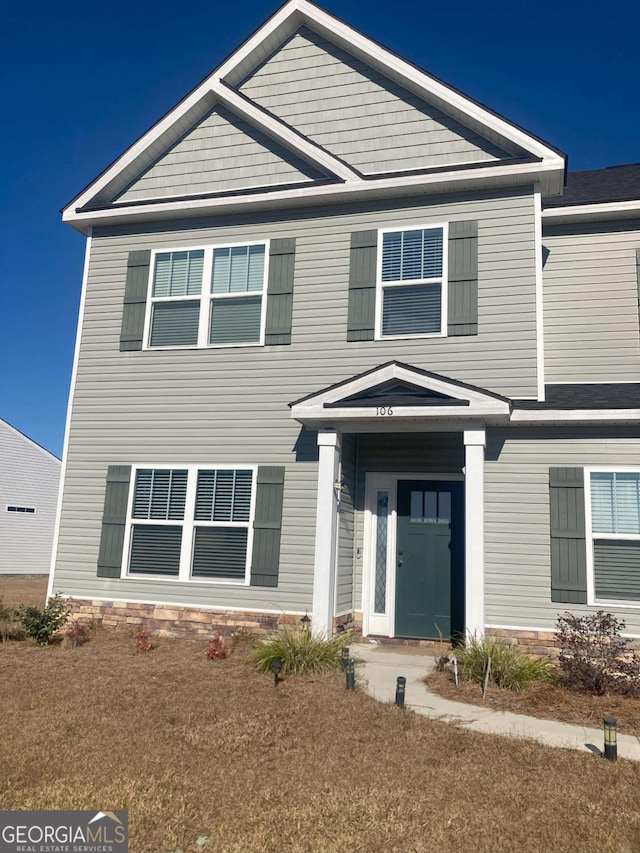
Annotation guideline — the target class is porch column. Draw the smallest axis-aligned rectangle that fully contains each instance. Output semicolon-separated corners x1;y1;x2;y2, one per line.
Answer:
311;430;341;636
464;427;486;638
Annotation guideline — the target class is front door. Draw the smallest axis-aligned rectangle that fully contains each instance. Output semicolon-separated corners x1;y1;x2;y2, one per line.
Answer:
395;480;464;640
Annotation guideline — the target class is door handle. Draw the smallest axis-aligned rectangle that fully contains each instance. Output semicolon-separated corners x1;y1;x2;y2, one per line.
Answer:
397;559;403;567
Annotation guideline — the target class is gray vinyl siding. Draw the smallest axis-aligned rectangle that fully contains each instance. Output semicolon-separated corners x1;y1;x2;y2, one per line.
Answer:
0;420;60;575
485;426;640;635
239;28;513;175
117;106;325;203
336;434;356;614
53;187;537;611
543;220;640;382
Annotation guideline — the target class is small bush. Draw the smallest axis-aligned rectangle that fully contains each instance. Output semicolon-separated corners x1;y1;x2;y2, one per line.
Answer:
205;631;227;660
453;635;554;692
17;594;70;646
556;611;640;696
63;621;90;649
0;598;21;642
134;628;153;653
246;624;351;676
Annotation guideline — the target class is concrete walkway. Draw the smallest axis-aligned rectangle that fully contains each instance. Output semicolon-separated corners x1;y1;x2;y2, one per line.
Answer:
356;643;640;762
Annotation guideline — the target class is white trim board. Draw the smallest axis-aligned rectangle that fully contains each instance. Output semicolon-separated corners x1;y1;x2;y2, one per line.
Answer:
542;199;640;224
47;231;93;602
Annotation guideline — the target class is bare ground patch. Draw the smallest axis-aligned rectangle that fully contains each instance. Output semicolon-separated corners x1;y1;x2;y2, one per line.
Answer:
1;630;640;853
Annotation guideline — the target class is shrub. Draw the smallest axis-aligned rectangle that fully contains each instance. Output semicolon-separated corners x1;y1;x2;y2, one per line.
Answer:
453;635;554;692
245;624;351;676
17;594;70;646
134;628;152;653
0;598;21;642
205;631;227;660
63;621;90;649
556;611;640;696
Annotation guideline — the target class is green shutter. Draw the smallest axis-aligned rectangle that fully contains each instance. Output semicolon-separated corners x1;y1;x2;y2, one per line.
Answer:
549;467;587;604
250;466;285;587
120;250;151;351
97;466;131;578
347;230;377;341
447;221;478;336
265;238;296;345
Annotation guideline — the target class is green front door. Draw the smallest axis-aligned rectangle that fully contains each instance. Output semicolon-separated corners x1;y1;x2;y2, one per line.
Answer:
395;480;464;640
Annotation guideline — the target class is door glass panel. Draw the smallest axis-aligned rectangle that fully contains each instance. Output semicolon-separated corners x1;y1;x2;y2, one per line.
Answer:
424;491;438;522
374;491;389;613
410;490;423;522
438;491;451;523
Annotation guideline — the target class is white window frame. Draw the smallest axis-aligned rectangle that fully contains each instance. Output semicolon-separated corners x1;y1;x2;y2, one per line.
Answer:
374;222;448;341
143;240;270;351
122;464;258;586
6;505;37;514
585;465;640;608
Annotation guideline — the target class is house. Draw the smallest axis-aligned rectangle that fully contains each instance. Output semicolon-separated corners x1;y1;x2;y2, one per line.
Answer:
0;419;60;575
49;0;640;648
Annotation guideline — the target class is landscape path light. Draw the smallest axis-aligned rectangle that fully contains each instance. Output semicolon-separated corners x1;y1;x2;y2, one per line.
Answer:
604;716;617;762
270;657;283;687
345;658;355;690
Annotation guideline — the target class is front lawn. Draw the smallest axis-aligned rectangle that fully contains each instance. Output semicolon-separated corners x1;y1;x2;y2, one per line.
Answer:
2;622;640;853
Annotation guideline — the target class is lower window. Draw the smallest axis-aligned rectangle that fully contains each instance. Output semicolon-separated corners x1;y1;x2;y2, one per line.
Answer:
589;471;640;602
127;466;255;583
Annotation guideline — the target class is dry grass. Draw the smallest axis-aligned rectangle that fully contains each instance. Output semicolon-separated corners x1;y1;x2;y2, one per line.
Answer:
427;668;640;737
0;635;639;852
0;574;48;609
2;578;640;853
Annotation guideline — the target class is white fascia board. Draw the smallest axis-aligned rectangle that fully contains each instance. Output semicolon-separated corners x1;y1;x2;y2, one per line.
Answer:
294;0;564;165
511;409;640;423
212;83;359;182
64;160;559;232
542;200;640;223
292;403;509;421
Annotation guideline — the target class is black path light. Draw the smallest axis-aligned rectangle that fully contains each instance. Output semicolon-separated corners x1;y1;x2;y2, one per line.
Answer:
395;676;406;707
345;658;355;690
300;612;311;631
270;657;283;687
603;716;618;761
340;647;350;671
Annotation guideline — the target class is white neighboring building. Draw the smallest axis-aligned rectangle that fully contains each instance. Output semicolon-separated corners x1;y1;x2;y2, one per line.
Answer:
0;419;60;575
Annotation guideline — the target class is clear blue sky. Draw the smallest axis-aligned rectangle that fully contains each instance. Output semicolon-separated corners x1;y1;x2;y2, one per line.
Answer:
2;0;638;457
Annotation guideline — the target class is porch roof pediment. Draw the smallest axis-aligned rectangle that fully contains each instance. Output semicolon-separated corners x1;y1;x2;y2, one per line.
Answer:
290;362;511;428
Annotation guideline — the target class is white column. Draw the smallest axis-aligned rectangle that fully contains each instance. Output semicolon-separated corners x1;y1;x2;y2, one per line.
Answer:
464;426;486;638
311;430;341;636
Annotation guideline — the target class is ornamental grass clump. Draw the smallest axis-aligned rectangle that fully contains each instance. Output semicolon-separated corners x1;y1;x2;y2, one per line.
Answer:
453;635;555;692
246;623;351;676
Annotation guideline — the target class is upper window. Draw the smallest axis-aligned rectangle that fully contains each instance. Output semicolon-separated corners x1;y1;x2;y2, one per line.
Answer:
6;506;36;514
147;243;267;349
125;466;255;583
588;471;640;603
377;225;447;339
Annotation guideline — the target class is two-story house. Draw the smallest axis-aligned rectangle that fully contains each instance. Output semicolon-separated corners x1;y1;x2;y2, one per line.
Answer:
49;0;640;647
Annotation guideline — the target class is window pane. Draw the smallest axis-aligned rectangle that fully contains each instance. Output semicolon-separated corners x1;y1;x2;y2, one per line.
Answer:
212;245;265;294
133;469;187;521
382;284;441;336
374;491;388;613
591;472;640;534
129;525;182;575
150;301;199;347
438;491;451;523
594;539;640;601
615;473;640;534
153;250;204;297
210;296;262;344
410;490;423;521
195;470;253;522
424;491;438;521
192;527;248;580
382;228;443;282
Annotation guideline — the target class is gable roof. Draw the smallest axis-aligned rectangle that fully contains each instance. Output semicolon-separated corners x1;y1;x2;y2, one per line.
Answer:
544;164;640;208
0;418;61;464
290;361;511;427
62;0;565;233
